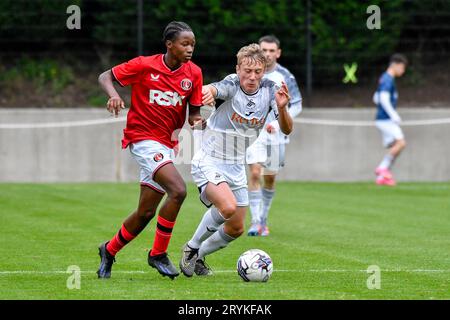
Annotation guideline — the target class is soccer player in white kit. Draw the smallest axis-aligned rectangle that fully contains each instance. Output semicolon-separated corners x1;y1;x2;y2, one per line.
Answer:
246;35;303;236
179;43;293;276
373;54;408;186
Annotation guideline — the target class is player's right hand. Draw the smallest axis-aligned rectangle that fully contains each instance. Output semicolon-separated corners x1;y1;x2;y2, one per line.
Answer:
392;114;402;124
266;123;276;134
188;114;207;130
202;85;216;107
275;81;291;109
107;96;125;118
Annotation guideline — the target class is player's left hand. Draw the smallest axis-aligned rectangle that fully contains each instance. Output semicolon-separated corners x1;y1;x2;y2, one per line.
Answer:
189;114;207;130
275;81;290;109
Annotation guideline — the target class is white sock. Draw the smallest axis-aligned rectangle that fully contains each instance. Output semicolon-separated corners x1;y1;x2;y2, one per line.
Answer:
188;207;226;249
378;154;394;170
260;188;275;226
198;224;235;259
248;189;262;225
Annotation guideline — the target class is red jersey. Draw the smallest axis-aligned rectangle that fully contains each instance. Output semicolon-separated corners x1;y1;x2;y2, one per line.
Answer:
112;54;203;149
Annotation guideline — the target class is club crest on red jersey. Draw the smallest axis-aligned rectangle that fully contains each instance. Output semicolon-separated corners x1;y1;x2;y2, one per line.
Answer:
153;153;164;162
180;78;192;91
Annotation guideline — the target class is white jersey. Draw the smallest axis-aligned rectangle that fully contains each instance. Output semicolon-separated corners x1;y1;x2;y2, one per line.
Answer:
257;63;302;145
200;74;279;163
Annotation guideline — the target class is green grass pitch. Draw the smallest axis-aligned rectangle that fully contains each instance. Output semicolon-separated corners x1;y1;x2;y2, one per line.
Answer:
0;182;449;300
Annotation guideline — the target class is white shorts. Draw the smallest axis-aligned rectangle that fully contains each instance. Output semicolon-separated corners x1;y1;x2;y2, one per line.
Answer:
375;120;405;148
246;140;286;174
191;150;249;207
129;140;175;194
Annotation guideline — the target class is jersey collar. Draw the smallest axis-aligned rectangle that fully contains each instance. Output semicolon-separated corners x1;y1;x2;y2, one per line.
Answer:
161;54;183;73
240;86;260;96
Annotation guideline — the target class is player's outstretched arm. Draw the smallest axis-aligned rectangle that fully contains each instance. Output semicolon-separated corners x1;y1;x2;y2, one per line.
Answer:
98;70;125;118
275;82;293;135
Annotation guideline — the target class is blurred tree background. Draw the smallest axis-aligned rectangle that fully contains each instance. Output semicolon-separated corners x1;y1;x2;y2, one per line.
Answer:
0;0;449;107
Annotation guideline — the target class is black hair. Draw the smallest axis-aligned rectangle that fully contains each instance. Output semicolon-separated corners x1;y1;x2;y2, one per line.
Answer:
162;21;193;42
390;53;408;65
258;35;281;48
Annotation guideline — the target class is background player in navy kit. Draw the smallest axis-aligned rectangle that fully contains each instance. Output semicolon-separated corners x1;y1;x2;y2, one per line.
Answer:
246;35;302;236
372;54;408;186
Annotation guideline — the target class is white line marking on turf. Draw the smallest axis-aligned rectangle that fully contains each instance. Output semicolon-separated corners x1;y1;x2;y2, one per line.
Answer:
1;269;449;275
0;270;145;275
216;269;450;273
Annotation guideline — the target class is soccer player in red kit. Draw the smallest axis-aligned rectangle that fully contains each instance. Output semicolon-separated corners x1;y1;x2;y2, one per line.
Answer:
97;21;204;279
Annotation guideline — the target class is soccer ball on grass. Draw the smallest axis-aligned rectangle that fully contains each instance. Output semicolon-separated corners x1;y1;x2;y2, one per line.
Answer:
237;249;273;282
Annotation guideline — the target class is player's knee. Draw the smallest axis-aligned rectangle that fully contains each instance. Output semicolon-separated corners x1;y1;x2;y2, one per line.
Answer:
264;176;276;189
250;165;261;178
394;139;406;151
219;202;237;219
250;172;260;184
228;223;245;238
399;139;406;149
168;183;187;204
137;208;156;221
250;168;260;178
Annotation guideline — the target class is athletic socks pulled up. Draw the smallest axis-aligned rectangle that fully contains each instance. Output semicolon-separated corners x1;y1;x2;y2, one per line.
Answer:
106;224;136;256
377;154;395;171
260;188;275;226
198;224;236;260
248;189;262;225
150;215;176;257
188;207;227;249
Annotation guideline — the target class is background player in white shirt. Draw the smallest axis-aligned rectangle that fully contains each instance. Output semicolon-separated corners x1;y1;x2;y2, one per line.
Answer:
372;54;408;186
246;35;303;236
179;43;293;276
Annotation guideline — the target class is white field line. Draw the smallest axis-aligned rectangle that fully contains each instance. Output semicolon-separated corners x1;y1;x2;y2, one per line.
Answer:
0;269;449;275
1;116;450;129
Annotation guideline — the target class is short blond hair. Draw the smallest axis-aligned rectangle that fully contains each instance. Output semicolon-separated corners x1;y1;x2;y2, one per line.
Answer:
236;43;267;67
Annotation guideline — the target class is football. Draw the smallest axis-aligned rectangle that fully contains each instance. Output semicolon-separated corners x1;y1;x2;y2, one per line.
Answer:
237;249;273;282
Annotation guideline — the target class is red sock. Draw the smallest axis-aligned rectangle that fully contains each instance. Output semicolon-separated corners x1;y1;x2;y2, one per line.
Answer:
106;224;136;256
150;216;176;256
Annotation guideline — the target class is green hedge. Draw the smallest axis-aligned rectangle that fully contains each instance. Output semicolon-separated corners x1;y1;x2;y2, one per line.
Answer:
0;0;448;84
